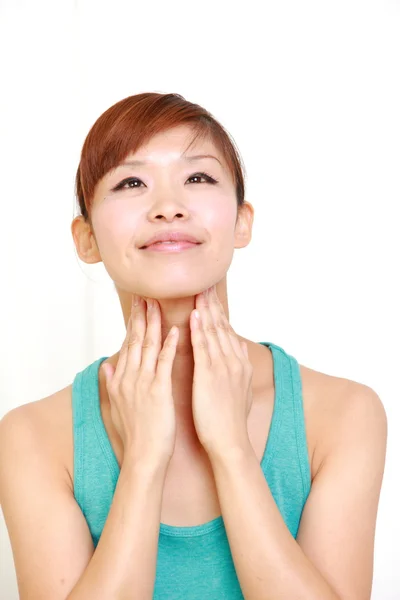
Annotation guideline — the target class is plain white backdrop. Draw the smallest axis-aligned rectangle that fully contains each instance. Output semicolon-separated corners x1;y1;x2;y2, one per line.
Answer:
0;0;399;598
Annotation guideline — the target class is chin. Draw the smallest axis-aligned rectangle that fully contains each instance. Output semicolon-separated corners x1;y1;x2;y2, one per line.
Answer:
137;279;215;301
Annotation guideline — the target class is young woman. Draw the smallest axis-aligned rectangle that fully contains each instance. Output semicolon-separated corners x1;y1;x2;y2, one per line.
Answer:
0;92;387;600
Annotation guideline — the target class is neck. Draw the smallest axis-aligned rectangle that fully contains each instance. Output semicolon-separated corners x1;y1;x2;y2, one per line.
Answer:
120;281;230;363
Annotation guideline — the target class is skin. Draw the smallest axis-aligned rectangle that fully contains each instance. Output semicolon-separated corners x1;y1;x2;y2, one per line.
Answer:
71;124;255;452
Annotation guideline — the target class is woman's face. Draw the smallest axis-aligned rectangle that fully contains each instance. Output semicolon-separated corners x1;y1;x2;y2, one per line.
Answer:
90;124;251;299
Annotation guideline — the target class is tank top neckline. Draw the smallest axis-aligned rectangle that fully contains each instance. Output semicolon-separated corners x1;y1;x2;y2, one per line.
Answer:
85;341;285;537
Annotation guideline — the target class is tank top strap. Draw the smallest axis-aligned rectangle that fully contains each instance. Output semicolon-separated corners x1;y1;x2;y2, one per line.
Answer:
72;356;113;513
261;342;311;501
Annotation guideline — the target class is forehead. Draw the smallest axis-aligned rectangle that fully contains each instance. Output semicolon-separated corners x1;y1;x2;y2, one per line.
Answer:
124;124;221;162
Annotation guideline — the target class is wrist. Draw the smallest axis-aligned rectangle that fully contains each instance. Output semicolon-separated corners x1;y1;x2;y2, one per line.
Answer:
207;439;254;467
121;452;170;480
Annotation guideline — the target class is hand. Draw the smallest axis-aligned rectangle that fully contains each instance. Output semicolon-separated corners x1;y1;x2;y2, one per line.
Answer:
102;294;179;468
189;284;254;459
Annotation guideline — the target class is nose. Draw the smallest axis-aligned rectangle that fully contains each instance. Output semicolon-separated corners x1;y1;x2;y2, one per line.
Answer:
147;198;190;222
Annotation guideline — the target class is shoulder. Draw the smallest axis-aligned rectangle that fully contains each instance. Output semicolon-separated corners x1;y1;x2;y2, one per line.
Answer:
0;386;74;489
298;362;387;478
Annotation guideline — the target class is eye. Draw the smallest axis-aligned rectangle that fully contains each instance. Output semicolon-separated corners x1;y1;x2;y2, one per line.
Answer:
111;171;219;192
112;177;144;191
186;172;219;185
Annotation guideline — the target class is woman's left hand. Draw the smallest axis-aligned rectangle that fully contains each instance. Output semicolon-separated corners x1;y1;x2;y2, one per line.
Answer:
190;284;254;459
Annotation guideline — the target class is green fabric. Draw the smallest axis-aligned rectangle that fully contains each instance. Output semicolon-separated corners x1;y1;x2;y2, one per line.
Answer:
72;342;311;599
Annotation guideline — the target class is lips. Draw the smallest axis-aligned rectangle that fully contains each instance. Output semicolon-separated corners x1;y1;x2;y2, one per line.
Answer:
142;240;200;253
140;231;202;249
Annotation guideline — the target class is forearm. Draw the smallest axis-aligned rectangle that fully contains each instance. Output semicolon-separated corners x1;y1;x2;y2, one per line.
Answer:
68;456;167;600
209;445;339;600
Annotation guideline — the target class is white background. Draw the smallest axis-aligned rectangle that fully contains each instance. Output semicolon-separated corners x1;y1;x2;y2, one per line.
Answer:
0;0;399;598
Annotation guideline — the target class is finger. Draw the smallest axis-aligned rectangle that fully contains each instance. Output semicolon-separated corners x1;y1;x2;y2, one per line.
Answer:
206;285;234;357
110;298;135;384
196;288;222;362
155;325;179;384
209;285;243;359
139;298;162;374
190;309;210;368
123;294;147;378
240;340;249;359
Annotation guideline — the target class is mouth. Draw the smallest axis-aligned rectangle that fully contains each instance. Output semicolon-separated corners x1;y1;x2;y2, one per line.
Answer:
140;241;202;253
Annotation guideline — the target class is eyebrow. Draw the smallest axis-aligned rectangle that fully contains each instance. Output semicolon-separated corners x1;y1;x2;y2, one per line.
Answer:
118;154;222;168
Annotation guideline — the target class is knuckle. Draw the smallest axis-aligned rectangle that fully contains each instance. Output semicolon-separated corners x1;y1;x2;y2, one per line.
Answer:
120;338;129;352
157;350;170;362
126;333;142;348
231;359;243;375
150;379;163;394
205;324;218;336
141;337;155;350
220;359;229;371
107;382;119;398
216;318;229;332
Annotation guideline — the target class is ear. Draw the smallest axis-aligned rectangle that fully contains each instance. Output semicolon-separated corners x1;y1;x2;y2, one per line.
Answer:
234;201;254;249
71;216;103;264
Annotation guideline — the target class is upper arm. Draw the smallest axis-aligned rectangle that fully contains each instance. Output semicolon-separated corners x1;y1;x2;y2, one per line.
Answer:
0;405;95;600
297;383;388;600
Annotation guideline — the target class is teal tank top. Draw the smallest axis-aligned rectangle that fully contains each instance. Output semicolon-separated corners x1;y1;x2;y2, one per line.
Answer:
72;342;311;599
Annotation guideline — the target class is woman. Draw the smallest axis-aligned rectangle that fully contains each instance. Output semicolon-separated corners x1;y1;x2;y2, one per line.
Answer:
0;93;387;600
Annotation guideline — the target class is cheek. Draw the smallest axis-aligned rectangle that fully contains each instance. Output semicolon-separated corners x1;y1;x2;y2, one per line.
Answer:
202;197;237;241
93;200;139;253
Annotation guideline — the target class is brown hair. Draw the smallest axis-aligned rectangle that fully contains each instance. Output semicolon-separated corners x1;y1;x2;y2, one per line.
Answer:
75;93;246;225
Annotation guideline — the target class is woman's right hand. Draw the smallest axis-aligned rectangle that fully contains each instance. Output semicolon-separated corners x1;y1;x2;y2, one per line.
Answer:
102;294;179;468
